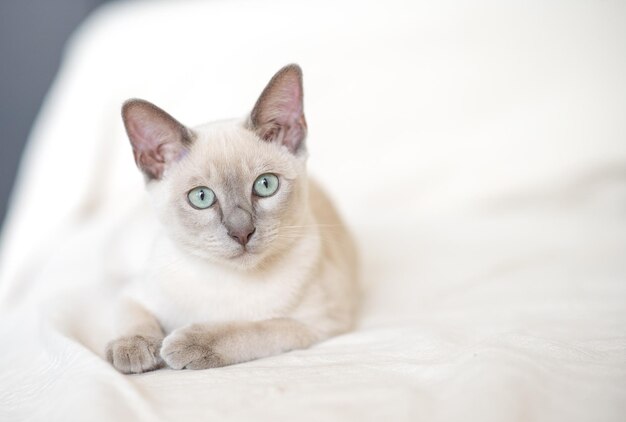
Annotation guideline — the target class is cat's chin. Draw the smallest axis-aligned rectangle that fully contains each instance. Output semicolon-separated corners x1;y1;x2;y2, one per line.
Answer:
223;249;265;271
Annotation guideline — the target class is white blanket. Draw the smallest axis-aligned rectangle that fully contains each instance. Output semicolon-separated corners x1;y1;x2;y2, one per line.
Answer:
1;1;625;420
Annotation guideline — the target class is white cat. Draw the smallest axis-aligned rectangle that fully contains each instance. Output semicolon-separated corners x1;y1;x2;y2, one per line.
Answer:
106;64;359;373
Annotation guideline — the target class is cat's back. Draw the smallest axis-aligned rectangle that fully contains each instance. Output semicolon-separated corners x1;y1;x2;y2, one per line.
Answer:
305;178;359;329
308;178;357;267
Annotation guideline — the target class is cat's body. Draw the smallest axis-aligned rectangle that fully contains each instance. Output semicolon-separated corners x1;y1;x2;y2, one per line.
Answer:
106;65;358;373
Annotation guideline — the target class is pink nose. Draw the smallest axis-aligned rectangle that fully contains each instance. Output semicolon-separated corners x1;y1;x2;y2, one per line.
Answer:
228;227;256;246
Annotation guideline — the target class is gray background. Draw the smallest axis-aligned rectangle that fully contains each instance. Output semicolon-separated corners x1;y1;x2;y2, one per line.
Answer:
0;0;110;229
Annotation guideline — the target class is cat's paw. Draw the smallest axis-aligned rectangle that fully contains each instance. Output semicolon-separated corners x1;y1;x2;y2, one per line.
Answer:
161;326;225;370
105;335;164;374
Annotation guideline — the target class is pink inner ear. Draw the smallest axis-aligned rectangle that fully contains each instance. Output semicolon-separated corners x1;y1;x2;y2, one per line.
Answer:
122;100;189;180
251;65;307;153
127;118;164;153
275;82;303;125
274;85;306;152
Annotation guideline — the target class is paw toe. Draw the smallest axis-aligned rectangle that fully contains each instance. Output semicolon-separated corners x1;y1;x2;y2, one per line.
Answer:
105;335;163;374
161;332;223;370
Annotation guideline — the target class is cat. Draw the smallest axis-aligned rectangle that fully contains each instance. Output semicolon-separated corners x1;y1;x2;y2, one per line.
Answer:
105;64;359;373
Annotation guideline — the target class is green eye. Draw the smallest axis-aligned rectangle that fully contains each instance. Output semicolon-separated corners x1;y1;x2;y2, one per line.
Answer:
253;173;279;197
187;186;216;209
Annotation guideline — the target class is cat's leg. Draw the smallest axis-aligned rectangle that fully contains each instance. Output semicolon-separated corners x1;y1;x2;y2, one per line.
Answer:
105;298;165;374
160;318;318;370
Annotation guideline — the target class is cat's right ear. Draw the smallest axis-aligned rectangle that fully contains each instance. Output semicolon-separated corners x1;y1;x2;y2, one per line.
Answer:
122;99;193;181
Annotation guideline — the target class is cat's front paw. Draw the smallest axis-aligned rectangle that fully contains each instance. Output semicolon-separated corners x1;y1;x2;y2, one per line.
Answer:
161;326;225;370
105;335;164;374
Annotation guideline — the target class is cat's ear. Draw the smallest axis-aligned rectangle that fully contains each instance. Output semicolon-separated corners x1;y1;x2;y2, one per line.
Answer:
249;64;307;154
122;99;193;181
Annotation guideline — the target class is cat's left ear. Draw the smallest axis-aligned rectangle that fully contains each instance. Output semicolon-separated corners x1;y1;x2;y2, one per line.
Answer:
122;99;193;181
248;64;307;154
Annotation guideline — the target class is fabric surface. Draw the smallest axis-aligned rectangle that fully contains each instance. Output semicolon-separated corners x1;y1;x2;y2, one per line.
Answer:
1;1;625;421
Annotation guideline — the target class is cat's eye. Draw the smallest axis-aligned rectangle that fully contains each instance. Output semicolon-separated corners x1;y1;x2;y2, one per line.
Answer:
187;186;216;209
253;173;279;197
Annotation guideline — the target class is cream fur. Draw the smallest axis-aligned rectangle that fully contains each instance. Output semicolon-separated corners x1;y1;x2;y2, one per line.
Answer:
106;67;358;373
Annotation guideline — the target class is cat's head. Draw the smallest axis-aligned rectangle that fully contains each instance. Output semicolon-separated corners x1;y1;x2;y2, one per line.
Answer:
122;64;309;270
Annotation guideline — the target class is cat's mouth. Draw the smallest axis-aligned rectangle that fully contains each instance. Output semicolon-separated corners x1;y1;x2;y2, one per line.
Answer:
220;236;267;265
223;247;265;270
229;246;257;259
